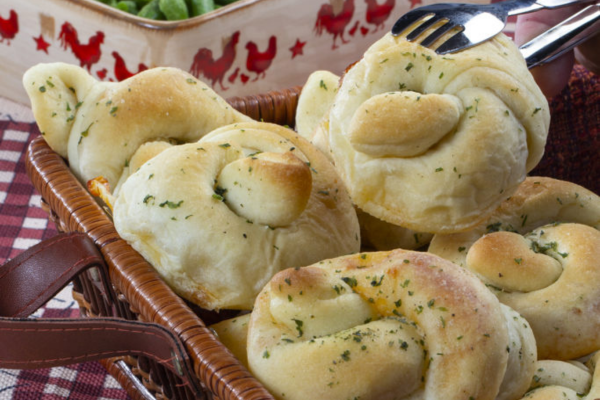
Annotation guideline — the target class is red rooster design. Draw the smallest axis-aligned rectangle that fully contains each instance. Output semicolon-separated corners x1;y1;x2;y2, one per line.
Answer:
112;51;148;81
0;10;18;45
314;0;355;50
190;31;240;91
245;36;277;81
58;22;104;71
365;0;396;32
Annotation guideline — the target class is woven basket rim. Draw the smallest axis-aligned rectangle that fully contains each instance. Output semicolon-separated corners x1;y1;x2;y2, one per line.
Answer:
23;86;304;400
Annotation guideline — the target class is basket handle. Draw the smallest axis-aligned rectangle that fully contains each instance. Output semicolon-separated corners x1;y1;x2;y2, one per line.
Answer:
0;232;203;396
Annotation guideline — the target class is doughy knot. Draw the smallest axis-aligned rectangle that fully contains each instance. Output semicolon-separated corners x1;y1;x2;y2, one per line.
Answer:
349;91;461;157
247;249;536;400
472;223;600;360
296;70;435;251
216;151;312;227
22;62;252;190
467;230;564;292
324;33;550;233
113;121;360;310
430;177;600;360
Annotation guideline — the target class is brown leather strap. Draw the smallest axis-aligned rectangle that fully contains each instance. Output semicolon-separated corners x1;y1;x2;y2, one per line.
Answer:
0;232;112;318
0;232;202;395
0;317;194;378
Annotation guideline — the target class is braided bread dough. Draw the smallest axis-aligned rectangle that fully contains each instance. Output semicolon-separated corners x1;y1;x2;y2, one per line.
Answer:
429;177;600;360
23;63;251;190
322;33;549;233
113;121;360;310
247;249;537;400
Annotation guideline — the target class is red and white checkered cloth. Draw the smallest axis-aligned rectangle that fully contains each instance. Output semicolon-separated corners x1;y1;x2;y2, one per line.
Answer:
0;99;131;400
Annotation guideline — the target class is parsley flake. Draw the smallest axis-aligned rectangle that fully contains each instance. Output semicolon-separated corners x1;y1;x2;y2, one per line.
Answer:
159;200;184;209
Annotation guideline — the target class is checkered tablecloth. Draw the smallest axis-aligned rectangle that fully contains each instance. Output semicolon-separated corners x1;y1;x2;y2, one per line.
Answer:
0;99;131;400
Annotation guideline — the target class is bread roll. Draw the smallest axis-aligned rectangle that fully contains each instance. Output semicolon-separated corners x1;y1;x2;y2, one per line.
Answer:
429;177;600;360
323;33;549;233
113;121;360;310
295;70;340;140
247;249;537;400
23;63;252;190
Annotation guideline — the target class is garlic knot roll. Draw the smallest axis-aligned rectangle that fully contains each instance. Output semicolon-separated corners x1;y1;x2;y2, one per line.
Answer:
113;121;360;310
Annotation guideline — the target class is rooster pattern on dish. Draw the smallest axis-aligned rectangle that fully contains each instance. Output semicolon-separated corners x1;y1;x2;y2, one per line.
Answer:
1;0;474;90
192;0;398;88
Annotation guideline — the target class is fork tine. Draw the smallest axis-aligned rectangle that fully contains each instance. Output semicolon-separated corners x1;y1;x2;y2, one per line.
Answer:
435;31;471;54
391;11;434;36
420;22;461;48
406;16;444;41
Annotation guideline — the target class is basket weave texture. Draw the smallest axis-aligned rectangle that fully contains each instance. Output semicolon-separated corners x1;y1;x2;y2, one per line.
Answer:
24;65;598;400
25;86;301;400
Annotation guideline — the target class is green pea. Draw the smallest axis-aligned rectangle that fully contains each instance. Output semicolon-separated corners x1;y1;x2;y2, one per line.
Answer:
97;0;235;19
138;0;165;19
116;1;139;14
158;0;189;20
187;0;214;16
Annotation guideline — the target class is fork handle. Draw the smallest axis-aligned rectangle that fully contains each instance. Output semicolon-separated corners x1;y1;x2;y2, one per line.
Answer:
506;0;590;16
534;0;593;9
520;3;600;68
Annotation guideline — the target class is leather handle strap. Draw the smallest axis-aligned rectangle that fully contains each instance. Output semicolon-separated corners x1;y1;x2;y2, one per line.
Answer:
0;232;202;395
0;232;112;318
0;317;194;379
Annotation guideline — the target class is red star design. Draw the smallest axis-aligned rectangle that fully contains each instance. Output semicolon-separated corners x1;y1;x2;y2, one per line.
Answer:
409;0;422;8
289;39;306;59
33;34;50;54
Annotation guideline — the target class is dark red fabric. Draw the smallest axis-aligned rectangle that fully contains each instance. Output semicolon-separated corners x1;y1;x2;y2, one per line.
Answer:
530;64;600;194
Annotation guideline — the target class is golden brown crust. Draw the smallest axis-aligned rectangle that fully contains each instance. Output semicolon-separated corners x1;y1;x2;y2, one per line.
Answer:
216;151;312;227
430;177;600;360
247;249;536;400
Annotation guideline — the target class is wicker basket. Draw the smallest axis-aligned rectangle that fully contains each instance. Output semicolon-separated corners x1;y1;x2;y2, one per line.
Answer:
24;86;302;400
22;63;599;399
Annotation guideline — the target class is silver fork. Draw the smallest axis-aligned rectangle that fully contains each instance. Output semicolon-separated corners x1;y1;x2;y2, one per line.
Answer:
521;3;600;68
391;0;591;54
